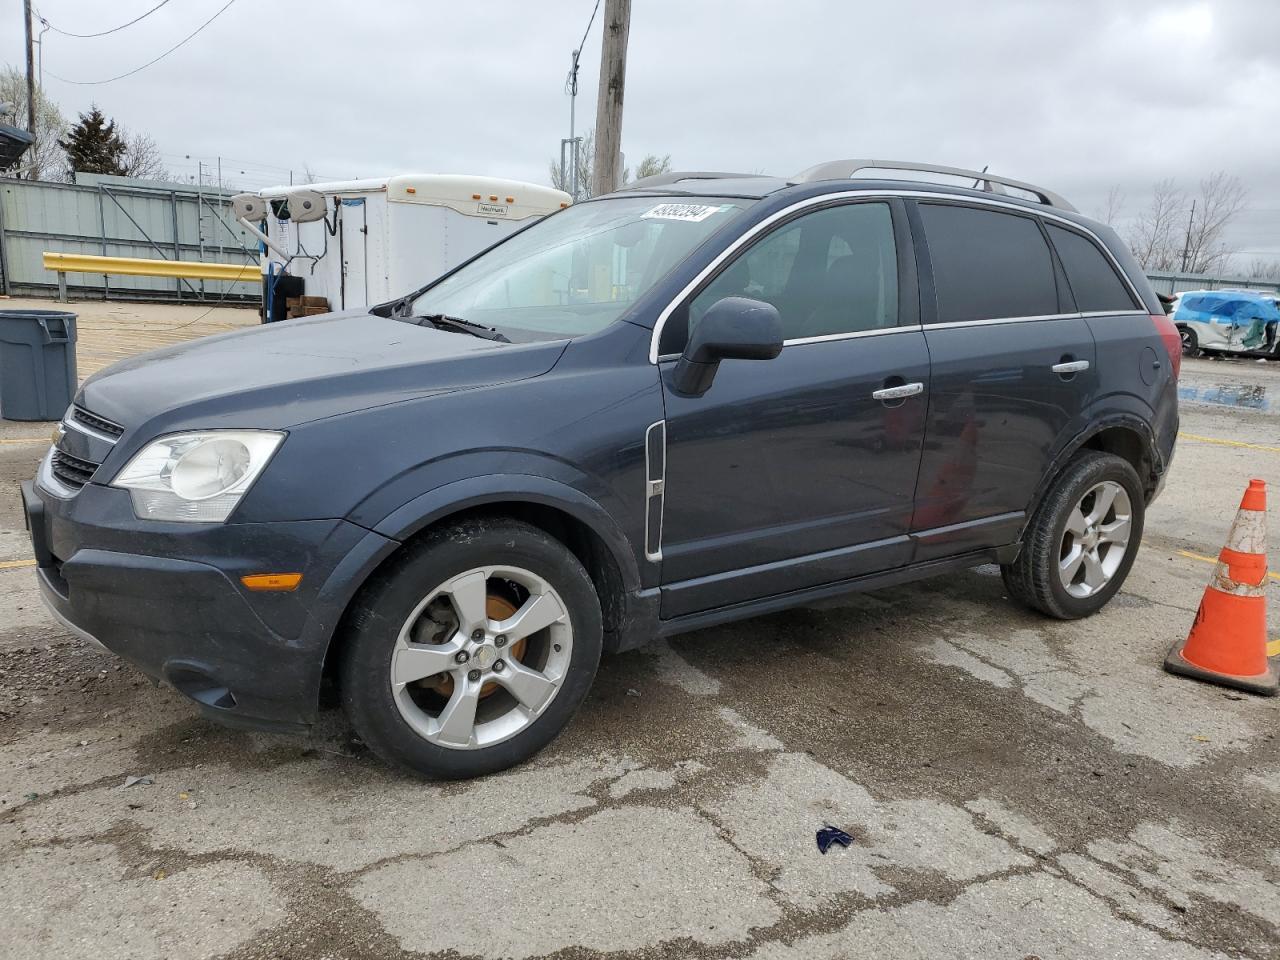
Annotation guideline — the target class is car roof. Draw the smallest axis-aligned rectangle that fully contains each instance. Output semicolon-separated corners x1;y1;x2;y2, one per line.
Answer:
610;160;1078;212
610;175;1087;221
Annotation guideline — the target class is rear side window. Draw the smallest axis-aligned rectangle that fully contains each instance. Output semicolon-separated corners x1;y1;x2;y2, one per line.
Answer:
919;204;1058;323
1046;224;1138;313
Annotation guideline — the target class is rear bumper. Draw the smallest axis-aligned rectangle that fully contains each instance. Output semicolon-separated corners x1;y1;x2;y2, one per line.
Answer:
22;478;396;732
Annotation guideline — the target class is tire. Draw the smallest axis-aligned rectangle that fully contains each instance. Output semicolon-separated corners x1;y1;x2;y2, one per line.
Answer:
339;517;602;779
1179;325;1199;358
1001;451;1145;620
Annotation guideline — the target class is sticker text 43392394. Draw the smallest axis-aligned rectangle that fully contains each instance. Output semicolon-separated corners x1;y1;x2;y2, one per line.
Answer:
641;203;726;223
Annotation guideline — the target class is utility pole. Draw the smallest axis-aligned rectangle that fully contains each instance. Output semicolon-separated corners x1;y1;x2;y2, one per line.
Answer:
591;0;630;197
565;49;581;199
1180;199;1197;273
23;0;37;178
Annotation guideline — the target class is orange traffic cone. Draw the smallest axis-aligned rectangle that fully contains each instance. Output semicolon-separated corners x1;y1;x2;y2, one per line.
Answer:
1165;479;1278;696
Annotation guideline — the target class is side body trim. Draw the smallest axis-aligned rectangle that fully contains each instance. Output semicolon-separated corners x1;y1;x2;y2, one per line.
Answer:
644;420;666;562
657;546;1017;638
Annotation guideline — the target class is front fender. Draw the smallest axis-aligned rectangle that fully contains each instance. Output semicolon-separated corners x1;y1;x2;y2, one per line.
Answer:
300;474;649;714
371;472;643;595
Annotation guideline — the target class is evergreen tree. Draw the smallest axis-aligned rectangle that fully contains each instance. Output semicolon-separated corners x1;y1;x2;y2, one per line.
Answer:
58;107;127;178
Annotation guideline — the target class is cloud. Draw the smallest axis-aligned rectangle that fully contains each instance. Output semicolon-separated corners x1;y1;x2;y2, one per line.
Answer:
3;0;1278;258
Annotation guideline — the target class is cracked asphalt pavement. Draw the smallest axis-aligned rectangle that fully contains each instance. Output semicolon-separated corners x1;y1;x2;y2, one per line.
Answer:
1;344;1277;959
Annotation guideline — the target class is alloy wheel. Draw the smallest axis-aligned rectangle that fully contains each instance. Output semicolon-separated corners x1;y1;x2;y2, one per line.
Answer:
390;566;573;750
1057;480;1133;599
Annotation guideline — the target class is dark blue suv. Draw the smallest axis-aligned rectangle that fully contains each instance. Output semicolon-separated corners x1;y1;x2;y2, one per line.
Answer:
22;160;1180;778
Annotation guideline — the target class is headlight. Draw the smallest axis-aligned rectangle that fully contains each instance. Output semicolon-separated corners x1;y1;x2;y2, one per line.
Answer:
112;430;285;523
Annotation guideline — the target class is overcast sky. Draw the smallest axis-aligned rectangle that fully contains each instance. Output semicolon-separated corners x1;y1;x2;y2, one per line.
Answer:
3;0;1279;264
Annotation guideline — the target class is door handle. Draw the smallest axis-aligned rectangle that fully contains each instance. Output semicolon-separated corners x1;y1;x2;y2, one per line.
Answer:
1051;360;1090;374
872;382;924;401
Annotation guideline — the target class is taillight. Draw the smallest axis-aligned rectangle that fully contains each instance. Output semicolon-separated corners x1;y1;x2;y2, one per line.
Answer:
1150;312;1181;380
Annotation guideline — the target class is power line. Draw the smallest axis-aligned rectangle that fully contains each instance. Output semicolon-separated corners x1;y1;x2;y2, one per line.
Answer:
162;153;348;183
564;0;602;94
43;0;238;85
575;0;603;58
39;0;175;38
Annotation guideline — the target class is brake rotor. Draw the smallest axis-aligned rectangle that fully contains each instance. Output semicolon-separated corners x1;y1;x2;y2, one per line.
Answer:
419;592;527;699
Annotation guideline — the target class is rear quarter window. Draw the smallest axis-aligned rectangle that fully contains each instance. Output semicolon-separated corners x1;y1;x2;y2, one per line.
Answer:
919;203;1058;323
1045;224;1138;313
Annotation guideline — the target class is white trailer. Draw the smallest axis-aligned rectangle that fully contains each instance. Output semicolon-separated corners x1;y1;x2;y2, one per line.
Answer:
232;175;570;316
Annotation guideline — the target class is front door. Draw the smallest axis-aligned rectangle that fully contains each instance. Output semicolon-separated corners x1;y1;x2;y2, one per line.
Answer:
656;199;929;618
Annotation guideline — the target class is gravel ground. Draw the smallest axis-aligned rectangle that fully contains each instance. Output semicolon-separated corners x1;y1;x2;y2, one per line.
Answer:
0;315;1276;959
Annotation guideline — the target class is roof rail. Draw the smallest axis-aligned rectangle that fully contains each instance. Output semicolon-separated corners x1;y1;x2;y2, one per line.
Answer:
619;171;767;191
789;159;1077;212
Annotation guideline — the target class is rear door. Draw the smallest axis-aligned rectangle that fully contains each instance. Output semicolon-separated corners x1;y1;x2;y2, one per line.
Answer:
657;198;929;617
910;200;1098;561
1045;221;1168;444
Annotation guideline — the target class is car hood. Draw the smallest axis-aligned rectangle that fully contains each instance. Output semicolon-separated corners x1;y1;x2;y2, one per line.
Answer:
78;309;567;432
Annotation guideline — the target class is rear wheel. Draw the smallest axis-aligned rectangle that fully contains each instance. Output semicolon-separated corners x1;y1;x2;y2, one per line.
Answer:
340;518;602;779
1002;451;1144;619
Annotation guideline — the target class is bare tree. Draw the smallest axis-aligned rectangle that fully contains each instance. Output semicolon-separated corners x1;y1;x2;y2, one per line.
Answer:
549;132;671;199
1243;257;1280;281
1181;172;1247;275
1126;179;1184;271
633;153;672;181
0;67;69;181
1126;172;1248;275
1098;184;1124;227
119;129;168;181
549;130;595;199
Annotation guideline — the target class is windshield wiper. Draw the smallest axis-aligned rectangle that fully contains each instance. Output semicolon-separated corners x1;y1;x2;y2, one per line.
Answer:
403;313;510;342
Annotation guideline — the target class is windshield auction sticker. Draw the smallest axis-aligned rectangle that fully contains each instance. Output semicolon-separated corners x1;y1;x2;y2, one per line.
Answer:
641;203;723;223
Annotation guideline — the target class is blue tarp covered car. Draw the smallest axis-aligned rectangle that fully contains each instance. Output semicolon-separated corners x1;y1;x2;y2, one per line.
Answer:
1174;289;1280;357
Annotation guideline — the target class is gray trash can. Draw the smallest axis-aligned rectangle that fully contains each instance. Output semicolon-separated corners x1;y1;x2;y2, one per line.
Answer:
0;310;78;421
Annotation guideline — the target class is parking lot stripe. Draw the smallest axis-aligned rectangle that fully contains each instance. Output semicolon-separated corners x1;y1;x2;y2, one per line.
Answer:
1179;432;1280;454
0;438;51;446
1178;549;1280;583
1269;639;1280;657
0;558;36;570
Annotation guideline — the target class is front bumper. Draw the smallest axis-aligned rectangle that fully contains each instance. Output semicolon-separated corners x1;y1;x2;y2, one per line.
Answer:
22;477;396;732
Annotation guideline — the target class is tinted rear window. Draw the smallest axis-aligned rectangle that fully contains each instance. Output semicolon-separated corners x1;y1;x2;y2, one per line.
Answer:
920;203;1058;323
1046;224;1137;313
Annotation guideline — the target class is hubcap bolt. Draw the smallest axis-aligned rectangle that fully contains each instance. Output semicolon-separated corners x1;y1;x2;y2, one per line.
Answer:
493;660;505;672
471;629;484;641
495;634;507;648
467;669;481;682
454;650;470;664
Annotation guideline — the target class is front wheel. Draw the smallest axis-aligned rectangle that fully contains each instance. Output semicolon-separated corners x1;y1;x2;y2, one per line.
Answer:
1179;325;1199;358
339;518;602;779
1002;451;1145;619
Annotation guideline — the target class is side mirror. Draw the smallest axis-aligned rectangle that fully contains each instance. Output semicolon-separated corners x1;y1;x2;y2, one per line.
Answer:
671;297;783;396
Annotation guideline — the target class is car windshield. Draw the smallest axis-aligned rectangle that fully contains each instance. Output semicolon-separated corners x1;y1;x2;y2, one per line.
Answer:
408;195;755;341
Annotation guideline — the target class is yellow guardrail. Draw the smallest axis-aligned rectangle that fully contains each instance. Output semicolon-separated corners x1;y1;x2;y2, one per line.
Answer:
42;251;261;300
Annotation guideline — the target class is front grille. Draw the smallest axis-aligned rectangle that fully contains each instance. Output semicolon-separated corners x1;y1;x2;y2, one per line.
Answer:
50;450;98;490
72;406;124;439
